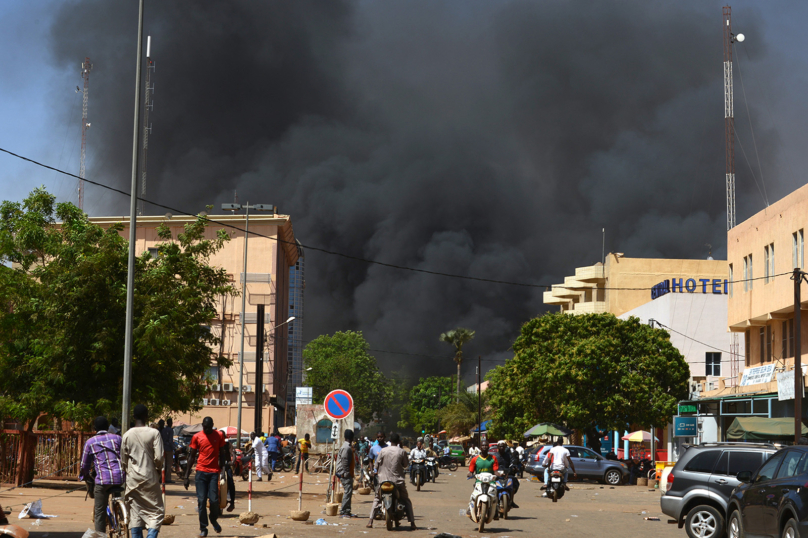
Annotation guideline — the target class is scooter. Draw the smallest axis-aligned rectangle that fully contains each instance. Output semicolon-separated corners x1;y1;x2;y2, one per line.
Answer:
546;469;566;502
438;454;459;471
379;480;407;531
361;456;377;489
467;472;497;532
494;470;514;520
410;458;426;491
425;457;438;483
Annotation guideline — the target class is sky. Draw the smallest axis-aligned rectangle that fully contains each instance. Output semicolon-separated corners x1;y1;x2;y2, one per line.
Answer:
2;0;808;384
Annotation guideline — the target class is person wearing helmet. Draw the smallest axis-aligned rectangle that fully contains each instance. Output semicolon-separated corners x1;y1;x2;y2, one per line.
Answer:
496;440;520;508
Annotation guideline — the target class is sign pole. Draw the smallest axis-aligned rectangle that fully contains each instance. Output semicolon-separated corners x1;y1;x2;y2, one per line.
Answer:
795;267;803;445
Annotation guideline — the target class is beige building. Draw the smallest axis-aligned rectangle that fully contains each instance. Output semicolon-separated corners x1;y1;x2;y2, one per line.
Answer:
543;254;728;317
91;213;299;434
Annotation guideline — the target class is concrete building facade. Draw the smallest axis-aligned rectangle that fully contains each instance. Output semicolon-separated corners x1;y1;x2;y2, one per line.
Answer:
91;213;299;434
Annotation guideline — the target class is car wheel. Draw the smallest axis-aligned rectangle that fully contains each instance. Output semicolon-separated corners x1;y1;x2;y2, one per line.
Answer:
685;505;723;538
783;518;799;538
604;469;622;486
727;510;742;538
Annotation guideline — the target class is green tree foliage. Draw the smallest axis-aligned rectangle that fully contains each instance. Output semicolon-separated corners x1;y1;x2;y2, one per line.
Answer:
439;388;491;438
439;327;475;400
302;330;392;423
0;188;235;427
487;313;690;441
398;375;455;433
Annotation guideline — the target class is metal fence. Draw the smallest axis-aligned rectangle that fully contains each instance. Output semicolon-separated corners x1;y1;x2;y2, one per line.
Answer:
0;430;21;485
0;430;93;486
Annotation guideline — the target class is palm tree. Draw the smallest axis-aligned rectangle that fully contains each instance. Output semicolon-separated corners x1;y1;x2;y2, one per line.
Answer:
439;327;476;401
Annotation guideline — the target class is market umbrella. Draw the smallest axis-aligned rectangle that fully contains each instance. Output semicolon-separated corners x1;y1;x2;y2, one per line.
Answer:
218;426;249;438
522;423;573;438
278;425;296;436
621;430;659;442
180;423;204;436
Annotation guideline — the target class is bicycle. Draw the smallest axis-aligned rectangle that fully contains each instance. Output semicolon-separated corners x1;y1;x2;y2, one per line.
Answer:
310;453;334;474
106;485;129;538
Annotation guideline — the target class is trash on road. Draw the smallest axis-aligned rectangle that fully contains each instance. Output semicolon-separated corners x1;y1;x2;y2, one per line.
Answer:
315;518;328;525
645;517;661;521
18;500;56;519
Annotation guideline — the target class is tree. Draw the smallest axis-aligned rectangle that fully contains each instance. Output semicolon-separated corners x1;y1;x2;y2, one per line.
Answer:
438;388;491;438
486;313;690;442
0;188;235;428
398;375;455;434
302;330;393;423
439;327;475;400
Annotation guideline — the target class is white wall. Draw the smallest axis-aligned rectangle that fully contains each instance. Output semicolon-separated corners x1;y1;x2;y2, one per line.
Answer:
619;293;743;379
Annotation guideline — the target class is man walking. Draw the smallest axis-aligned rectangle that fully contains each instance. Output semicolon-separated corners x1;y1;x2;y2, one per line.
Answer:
158;418;175;483
79;416;125;534
122;404;165;538
248;432;269;481
296;433;311;474
265;431;281;472
336;429;357;518
367;433;416;530
184;417;227;537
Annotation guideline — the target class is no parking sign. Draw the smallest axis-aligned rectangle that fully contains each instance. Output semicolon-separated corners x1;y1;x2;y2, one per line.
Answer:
323;390;354;421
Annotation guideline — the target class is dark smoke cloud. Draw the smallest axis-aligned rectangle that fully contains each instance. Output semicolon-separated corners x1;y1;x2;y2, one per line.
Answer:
47;0;787;382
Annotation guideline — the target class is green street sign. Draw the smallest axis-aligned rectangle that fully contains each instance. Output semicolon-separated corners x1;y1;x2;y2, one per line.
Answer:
679;404;697;414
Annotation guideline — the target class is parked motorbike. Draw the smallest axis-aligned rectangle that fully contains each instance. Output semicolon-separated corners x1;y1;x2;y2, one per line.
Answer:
425;457;438;483
494;470;515;520
173;444;189;476
546;469;566;502
410;458;426;491
468;472;497;532
438;454;459;471
379;480;406;531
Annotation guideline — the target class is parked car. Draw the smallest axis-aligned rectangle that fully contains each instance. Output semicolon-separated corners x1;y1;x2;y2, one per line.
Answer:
524;445;628;485
726;445;808;538
661;442;776;538
447;444;465;463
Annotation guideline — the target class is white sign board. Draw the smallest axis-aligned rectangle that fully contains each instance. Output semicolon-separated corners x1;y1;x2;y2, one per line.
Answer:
740;364;776;387
296;386;313;406
777;367;807;401
331;421;340;440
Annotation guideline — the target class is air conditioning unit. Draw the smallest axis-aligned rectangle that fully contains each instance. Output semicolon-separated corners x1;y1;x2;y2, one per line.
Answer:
210;384;221;392
222;383;234;392
221;399;232;406
202;398;210;406
209;398;220;406
242;385;253;393
262;384;270;393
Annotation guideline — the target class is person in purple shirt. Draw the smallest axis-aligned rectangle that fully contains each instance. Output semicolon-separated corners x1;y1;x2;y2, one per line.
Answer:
80;416;125;533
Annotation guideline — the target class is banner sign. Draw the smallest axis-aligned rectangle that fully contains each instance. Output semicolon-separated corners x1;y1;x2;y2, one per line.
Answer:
673;416;698;437
777;367;806;401
740;364;776;387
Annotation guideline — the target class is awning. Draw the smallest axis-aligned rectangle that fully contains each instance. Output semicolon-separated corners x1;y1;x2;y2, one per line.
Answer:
180;423;203;435
472;420;491;433
278;425;296;435
726;417;808;440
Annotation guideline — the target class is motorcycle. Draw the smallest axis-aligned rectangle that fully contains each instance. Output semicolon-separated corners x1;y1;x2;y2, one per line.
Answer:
173;444;189;476
438;454;458;471
232;448;253;481
410;458;426;491
546;468;566;502
361;456;378;490
379;480;407;531
494;470;515;520
425;457;438;483
467;472;497;532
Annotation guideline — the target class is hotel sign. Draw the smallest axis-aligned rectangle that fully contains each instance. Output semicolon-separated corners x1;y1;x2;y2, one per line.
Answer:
652;278;729;300
740;364;776;387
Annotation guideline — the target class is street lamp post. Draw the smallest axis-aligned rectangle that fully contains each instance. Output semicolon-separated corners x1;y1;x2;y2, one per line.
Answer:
221;202;273;441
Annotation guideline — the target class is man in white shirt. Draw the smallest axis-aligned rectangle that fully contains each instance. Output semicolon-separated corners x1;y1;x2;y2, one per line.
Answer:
409;440;428;461
542;442;576;497
248;432;269;481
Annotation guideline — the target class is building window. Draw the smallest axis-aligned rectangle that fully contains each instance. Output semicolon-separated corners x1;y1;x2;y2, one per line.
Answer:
706;352;721;376
148;247;160;258
767;325;772;362
759;327;765;364
744;255;753;291
764;244;774;283
782;318;795;359
745;330;750;366
729;264;733;297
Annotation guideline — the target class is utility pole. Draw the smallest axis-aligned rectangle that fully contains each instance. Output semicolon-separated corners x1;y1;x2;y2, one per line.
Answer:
139;36;155;216
79;57;92;211
436;386;442;433
477;356;481;444
794;268;804;444
121;0;145;434
254;304;266;434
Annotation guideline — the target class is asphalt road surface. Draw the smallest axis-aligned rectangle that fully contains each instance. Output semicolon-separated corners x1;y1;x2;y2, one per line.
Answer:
1;471;688;537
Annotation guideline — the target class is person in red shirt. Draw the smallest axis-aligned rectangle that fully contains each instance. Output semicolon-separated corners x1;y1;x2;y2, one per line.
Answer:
184;417;226;537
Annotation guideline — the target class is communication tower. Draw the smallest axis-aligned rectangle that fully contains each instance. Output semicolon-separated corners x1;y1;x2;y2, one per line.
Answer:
79;57;92;211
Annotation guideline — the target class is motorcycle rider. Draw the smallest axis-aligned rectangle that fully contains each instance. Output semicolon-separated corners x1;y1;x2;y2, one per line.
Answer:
409;438;428;484
541;441;577;497
366;433;416;530
467;443;498;477
495;440;520;508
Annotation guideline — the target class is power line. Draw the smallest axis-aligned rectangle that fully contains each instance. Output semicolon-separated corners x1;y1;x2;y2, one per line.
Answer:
0;146;786;291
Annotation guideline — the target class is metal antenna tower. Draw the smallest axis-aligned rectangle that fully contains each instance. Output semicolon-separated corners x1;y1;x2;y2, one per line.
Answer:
139;37;155;216
79;57;92;211
724;6;742;386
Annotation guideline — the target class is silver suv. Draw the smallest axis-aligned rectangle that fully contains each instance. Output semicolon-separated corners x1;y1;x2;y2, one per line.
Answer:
660;442;775;538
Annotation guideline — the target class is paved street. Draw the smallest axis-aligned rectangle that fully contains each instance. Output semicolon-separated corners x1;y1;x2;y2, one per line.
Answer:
2;472;686;538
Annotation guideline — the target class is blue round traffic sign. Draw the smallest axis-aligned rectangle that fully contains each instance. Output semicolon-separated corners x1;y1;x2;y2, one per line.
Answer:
324;390;354;420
